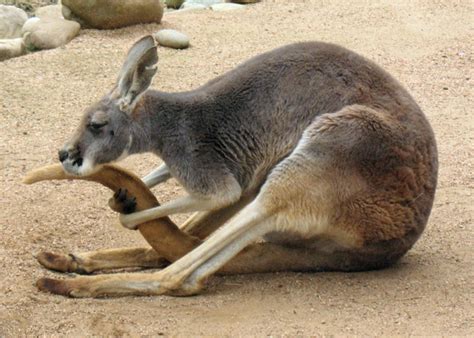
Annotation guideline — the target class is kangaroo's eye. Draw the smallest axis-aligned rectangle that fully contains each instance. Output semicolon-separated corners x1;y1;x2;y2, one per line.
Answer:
88;121;108;132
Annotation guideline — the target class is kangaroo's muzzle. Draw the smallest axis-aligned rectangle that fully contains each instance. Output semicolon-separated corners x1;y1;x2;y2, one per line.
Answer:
58;145;85;174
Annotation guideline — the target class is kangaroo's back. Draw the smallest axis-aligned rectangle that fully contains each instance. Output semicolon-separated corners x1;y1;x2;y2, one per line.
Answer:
163;42;436;192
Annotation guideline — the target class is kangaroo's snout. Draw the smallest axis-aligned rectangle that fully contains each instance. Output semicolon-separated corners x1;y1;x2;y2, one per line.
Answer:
58;145;82;164
58;145;87;175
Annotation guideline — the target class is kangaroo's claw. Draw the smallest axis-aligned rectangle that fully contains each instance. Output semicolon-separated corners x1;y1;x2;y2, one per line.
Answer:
109;188;137;215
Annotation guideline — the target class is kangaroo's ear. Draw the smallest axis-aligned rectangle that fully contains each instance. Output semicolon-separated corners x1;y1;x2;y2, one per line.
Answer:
114;35;158;114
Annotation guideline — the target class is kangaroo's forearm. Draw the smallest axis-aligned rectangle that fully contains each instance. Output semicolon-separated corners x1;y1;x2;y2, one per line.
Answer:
142;163;171;188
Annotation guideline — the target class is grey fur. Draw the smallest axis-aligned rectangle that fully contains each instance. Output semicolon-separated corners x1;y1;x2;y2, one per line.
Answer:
124;41;436;200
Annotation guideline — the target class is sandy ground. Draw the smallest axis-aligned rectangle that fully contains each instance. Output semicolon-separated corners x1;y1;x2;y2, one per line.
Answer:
0;0;473;336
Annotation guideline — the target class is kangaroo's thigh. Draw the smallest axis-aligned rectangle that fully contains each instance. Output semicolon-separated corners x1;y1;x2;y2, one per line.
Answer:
259;104;422;259
256;125;365;249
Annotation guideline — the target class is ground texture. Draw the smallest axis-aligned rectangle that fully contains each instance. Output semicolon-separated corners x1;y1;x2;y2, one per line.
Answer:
0;0;473;335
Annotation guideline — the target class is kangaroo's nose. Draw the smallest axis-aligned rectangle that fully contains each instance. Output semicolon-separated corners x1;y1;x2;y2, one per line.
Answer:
58;149;69;162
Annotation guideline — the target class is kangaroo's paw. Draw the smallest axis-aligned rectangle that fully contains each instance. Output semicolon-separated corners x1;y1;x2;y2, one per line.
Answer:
109;188;137;214
36;251;90;274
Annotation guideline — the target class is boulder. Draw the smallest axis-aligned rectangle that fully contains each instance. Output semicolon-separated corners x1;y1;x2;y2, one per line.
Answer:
35;5;64;19
61;0;164;29
154;29;190;49
0;38;26;61
0;5;28;39
22;17;80;50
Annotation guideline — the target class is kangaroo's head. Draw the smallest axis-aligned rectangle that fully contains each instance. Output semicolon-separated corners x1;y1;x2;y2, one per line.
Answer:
59;36;158;175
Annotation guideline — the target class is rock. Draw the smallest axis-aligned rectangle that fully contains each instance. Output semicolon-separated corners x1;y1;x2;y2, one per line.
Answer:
22;17;41;32
35;5;64;19
61;4;72;19
60;5;86;27
61;0;164;29
179;3;208;11
21;16;41;36
0;5;28;39
154;29;189;49
22;17;80;50
166;0;185;9
231;0;260;3
0;38;26;61
211;3;245;11
182;0;225;7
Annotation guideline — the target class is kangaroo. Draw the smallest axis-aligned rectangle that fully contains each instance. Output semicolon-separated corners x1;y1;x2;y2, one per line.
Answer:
37;35;437;297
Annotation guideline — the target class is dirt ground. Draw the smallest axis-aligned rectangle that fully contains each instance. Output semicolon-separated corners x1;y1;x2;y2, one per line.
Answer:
0;0;473;336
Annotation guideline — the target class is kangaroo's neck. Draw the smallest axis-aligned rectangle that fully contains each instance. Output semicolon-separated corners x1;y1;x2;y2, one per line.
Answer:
129;90;201;156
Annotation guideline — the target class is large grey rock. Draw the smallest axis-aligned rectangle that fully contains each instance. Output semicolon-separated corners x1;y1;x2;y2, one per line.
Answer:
22;17;80;50
0;5;28;39
61;0;164;29
154;29;189;49
35;5;64;19
211;3;245;11
0;38;25;61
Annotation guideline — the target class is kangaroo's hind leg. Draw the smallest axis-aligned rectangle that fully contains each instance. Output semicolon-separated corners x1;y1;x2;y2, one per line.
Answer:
220;242;398;274
37;194;257;274
37;197;276;297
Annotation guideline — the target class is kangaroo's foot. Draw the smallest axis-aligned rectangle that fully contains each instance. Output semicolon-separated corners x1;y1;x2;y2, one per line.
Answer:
36;252;90;274
36;271;201;298
36;247;168;274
